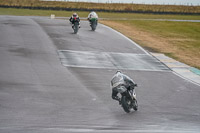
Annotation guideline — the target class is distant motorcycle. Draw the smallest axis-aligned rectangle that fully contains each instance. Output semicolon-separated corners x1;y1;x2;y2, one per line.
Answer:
69;13;80;34
117;84;138;113
90;18;98;31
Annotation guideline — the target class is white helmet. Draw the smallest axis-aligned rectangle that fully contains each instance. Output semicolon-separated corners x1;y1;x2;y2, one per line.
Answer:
73;13;78;17
116;70;121;74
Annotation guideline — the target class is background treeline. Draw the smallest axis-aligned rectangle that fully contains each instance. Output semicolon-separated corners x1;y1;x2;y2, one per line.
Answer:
0;0;200;15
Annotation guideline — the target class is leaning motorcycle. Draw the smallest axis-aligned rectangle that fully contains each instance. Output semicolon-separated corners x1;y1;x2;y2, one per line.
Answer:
90;18;98;31
117;85;138;113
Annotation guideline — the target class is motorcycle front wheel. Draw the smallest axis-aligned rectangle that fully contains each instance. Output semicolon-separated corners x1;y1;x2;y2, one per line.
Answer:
121;96;132;113
74;22;79;34
132;99;138;111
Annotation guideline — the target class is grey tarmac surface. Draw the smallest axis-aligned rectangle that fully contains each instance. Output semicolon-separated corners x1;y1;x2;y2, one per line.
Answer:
0;15;200;133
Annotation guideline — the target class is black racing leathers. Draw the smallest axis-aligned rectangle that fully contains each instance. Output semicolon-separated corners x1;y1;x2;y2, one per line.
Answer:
69;17;80;25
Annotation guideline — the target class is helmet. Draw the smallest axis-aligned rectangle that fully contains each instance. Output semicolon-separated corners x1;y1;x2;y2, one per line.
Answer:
73;13;78;17
116;70;121;74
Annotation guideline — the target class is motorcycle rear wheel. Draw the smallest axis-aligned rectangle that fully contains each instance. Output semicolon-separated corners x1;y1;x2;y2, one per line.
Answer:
91;21;97;31
92;26;96;31
91;23;96;31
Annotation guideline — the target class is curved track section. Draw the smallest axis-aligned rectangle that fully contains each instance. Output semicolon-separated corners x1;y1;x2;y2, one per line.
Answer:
0;16;200;133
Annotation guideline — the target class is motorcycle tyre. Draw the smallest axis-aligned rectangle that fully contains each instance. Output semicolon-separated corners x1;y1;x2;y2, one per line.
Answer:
132;99;138;111
74;23;79;34
91;24;96;31
91;21;97;31
121;96;131;113
92;26;96;31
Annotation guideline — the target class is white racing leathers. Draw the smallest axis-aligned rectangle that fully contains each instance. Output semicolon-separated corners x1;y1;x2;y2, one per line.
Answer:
88;11;98;20
111;72;136;100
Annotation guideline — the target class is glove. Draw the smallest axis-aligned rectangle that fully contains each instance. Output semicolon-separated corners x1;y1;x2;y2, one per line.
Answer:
134;84;138;87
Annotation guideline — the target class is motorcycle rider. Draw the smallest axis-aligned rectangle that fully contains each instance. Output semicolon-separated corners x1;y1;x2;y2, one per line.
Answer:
87;11;98;25
111;70;137;104
69;13;81;28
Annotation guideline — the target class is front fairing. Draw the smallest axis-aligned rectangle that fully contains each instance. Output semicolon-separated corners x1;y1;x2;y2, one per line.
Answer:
91;18;97;21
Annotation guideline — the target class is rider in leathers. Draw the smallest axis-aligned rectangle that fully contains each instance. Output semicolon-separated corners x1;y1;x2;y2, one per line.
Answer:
87;11;98;25
111;70;137;104
69;13;80;28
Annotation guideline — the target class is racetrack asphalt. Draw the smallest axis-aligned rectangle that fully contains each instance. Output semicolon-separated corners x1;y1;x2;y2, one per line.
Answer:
0;15;200;133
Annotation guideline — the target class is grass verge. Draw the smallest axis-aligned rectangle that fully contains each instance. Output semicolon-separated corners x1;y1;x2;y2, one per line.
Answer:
1;8;200;20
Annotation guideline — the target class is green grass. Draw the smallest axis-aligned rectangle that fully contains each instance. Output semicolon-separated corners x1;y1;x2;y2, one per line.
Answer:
99;12;200;20
1;8;200;20
122;20;200;48
0;8;89;16
122;20;200;37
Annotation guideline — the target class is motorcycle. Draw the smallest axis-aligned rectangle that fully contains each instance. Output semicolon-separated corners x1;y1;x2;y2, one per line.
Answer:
117;84;138;113
90;18;98;31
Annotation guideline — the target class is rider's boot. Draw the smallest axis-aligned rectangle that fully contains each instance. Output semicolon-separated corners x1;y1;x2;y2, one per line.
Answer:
118;99;122;105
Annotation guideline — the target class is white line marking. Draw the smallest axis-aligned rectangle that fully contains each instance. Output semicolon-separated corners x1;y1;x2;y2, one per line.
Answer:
173;71;200;87
58;50;170;72
0;127;195;133
58;49;147;56
61;64;171;72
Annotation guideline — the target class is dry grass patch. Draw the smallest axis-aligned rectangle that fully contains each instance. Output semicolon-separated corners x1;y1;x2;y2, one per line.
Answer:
100;20;173;52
